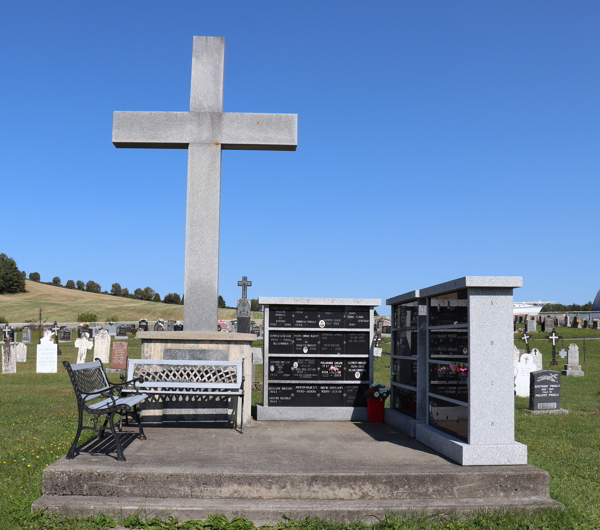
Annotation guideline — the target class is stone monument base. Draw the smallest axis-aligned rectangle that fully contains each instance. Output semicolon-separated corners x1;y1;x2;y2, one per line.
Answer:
136;331;256;426
562;364;584;376
531;408;569;415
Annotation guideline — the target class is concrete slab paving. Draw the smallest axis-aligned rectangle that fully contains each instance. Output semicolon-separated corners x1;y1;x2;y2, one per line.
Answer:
34;421;563;523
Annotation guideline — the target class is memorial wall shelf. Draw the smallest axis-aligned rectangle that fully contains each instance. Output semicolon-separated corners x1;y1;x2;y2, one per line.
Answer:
256;297;380;421
386;277;528;466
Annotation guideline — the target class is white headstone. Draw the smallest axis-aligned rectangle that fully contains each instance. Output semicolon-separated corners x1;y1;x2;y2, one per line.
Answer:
74;333;94;364
43;329;54;339
36;336;57;373
567;343;580;365
15;342;27;363
529;348;543;371
513;344;521;368
94;330;111;364
2;344;17;373
514;353;536;397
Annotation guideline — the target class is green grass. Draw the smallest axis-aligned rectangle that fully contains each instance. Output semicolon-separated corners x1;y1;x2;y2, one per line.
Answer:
1;331;599;529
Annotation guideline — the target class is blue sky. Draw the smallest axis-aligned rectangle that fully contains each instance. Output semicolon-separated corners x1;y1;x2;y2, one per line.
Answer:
2;1;599;314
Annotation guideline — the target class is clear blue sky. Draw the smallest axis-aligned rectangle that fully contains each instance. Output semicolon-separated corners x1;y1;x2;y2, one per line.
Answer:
2;1;599;314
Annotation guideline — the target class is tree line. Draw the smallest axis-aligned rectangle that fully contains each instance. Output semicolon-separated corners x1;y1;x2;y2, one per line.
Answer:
541;302;594;312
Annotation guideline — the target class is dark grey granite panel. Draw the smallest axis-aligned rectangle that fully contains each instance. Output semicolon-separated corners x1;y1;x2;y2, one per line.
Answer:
164;349;228;361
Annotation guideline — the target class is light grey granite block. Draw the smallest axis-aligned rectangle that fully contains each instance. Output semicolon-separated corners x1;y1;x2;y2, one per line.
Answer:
384;409;424;437
259;297;380;306
256;405;367;421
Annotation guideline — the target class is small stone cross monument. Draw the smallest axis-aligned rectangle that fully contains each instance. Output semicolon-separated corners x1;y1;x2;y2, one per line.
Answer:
236;276;252;334
113;37;297;331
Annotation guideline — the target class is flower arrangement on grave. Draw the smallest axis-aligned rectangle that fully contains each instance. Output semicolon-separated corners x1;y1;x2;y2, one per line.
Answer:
156;318;165;326
107;321;115;326
364;383;391;401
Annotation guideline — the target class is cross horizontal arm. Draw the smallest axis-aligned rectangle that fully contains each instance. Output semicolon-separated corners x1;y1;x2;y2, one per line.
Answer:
113;111;297;151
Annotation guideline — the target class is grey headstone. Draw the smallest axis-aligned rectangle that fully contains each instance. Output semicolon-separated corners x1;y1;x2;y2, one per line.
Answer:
94;330;111;364
562;343;584;376
59;327;72;342
2;344;16;373
526;320;536;333
543;316;554;333
166;320;175;332
164;348;228;361
105;324;117;336
116;324;129;338
22;327;32;343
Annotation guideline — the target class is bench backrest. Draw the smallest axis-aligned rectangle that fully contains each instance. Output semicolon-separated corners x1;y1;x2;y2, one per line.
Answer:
63;359;111;404
127;359;244;389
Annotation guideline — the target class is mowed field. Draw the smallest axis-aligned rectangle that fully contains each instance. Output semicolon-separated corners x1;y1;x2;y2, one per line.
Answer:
0;280;262;323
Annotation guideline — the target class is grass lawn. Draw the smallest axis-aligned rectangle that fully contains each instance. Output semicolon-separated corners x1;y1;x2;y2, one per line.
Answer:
0;329;598;529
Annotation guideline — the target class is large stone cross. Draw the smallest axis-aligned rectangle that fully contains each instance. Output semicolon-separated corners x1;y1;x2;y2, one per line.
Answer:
112;36;297;331
238;276;252;300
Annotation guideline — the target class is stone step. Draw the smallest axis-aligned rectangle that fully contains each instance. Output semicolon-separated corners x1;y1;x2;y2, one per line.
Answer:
32;495;564;525
42;467;551;501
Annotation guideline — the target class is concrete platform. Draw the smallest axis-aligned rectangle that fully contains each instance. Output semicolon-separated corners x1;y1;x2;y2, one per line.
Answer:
33;421;562;524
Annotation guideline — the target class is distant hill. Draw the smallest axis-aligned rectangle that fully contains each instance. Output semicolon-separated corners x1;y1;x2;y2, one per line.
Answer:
0;280;260;323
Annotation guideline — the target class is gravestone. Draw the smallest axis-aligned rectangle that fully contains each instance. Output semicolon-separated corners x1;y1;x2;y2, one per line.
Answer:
166;320;176;332
138;319;149;332
237;276;252;334
593;319;600;329
36;336;57;373
94;330;111;364
116;324;129;339
583;319;589;328
514;353;536;397
164;348;228;361
15;342;27;363
22;327;32;343
571;317;581;328
526;320;536;333
2;344;16;374
543;316;554;333
529;370;567;414
59;327;72;342
3;326;15;343
105;324;117;336
78;325;91;338
153;320;165;331
111;342;128;370
113;36;297;331
563;315;570;327
174;321;184;331
43;329;53;340
74;333;93;364
529;348;543;372
513;344;521;371
562;343;584;376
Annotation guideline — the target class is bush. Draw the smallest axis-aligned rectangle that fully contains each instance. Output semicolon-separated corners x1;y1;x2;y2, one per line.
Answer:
77;312;98;323
164;293;181;304
76;280;84;290
105;315;120;323
66;280;75;289
29;272;40;282
0;316;7;324
52;276;61;285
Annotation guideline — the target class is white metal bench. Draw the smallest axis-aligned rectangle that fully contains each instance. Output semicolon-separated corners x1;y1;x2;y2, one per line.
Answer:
123;359;245;432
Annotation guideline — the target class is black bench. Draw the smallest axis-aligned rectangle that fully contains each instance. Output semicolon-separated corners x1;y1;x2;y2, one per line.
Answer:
63;358;148;461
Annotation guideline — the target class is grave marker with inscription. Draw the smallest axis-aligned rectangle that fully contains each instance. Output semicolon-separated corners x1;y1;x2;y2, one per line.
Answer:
515;353;536;397
16;342;27;363
116;324;129;339
22;327;32;343
2;343;16;373
562;343;584;376
258;298;379;420
529;370;567;414
36;336;57;373
111;342;128;370
59;327;72;342
74;333;93;364
94;330;111;364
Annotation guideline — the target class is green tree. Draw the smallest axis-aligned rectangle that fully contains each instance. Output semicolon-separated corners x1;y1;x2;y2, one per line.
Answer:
250;299;261;312
52;276;61;286
122;287;129;297
111;283;123;296
143;287;156;301
164;293;181;304
86;280;101;293
77;311;98;323
29;272;40;282
153;293;161;302
0;254;26;294
76;280;85;290
66;280;75;289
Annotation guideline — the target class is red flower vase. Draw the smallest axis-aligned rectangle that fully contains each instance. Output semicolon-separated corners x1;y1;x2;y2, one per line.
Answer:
367;397;385;423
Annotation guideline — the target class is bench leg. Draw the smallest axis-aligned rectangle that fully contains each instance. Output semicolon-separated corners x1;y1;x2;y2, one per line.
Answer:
98;415;109;440
240;394;244;434
134;405;147;440
66;409;84;460
109;412;126;462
